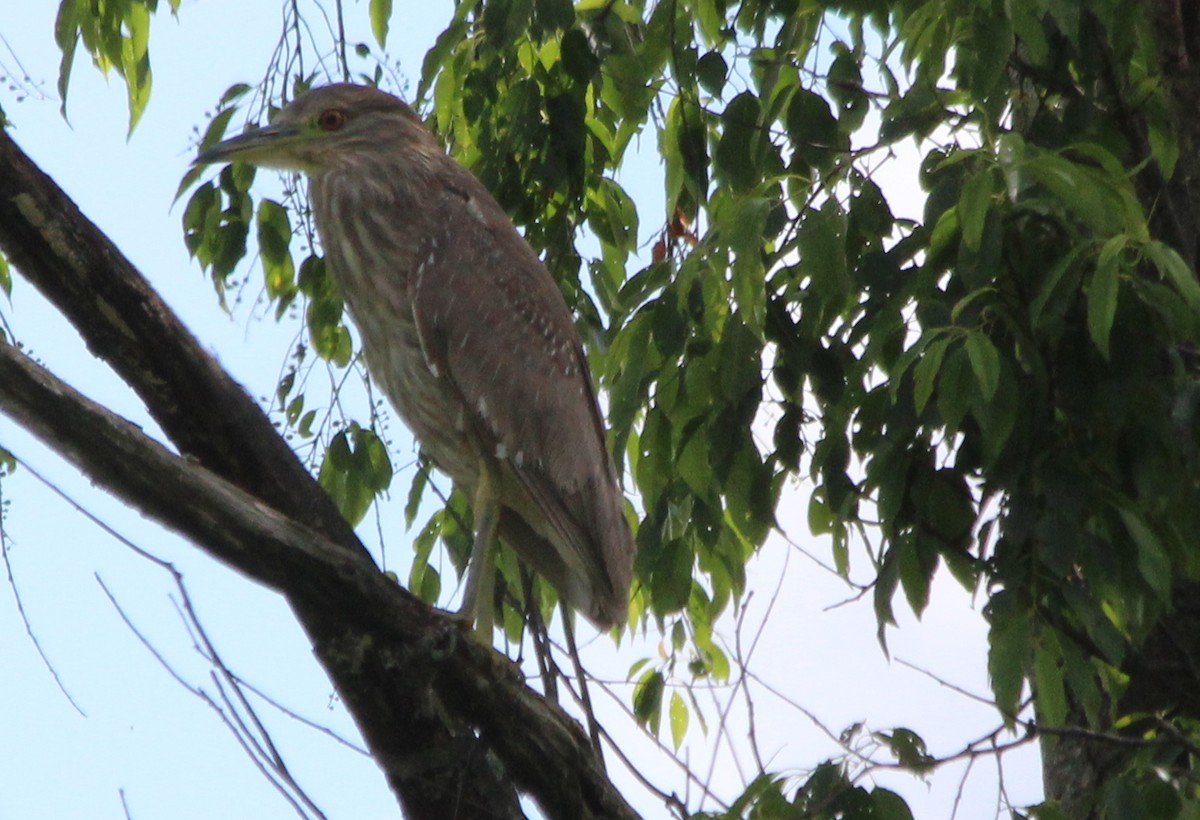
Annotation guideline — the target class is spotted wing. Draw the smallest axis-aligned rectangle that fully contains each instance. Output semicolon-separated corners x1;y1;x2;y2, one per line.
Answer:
408;163;632;626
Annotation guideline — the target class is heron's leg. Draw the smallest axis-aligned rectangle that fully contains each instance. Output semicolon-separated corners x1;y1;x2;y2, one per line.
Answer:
459;458;500;640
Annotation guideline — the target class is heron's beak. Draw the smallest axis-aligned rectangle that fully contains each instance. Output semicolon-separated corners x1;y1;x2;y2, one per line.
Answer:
193;123;306;168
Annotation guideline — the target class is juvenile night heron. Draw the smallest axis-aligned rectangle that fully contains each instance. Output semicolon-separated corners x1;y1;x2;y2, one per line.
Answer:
196;84;634;633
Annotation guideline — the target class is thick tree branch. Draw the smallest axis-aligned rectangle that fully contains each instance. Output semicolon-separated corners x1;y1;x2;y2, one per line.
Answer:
0;130;639;819
0;339;638;818
0;129;362;554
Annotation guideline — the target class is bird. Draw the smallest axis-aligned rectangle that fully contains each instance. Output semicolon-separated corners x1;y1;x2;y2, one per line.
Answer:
195;83;634;636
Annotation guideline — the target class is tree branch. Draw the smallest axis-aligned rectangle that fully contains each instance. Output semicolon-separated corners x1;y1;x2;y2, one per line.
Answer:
0;128;362;554
0;129;638;819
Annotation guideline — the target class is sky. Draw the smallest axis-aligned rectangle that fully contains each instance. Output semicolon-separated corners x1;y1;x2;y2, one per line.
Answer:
0;2;1044;818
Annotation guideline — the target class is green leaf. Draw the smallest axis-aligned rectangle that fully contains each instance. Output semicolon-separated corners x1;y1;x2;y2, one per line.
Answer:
1026;153;1121;235
722;442;775;549
964;330;1000;401
890;329;939;392
283;393;303;425
958;168;994;251
481;0;534;50
218;82;252;106
649;537;693;615
696;51;727;95
972;358;1018;465
404;460;430;528
416;0;477;104
714;92;762;194
874;549;900;655
317;426;392;526
721;195;771;335
1087;236;1124;360
727;773;789;817
1118;505;1172;600
676;429;712;497
937;346;975;432
786;88;843;173
1026;802;1071;820
669;691;688;751
53;0;82;118
828;47;867;130
297;410;316;438
633;669;665;735
1062;583;1127;667
897;535;936;617
370;0;393;47
913;336;950;414
1144;240;1200;312
693;0;724;44
967;12;1012;100
1030;247;1083;329
918;469;975;546
875;728;933;772
120;2;152;133
408;512;443;603
0;252;11;300
1033;631;1067;729
418;567;441;604
807;491;835;535
985;589;1031;722
799;199;849;312
869;788;915;820
256;199;295;303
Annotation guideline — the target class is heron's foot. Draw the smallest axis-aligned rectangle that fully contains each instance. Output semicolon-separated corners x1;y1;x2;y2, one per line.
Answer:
457;460;500;644
450;599;495;643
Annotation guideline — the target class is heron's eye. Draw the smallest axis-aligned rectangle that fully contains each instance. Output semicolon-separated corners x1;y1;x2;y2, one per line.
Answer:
318;109;346;132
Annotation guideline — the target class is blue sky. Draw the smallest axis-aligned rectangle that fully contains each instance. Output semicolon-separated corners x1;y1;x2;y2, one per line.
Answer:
0;2;1043;817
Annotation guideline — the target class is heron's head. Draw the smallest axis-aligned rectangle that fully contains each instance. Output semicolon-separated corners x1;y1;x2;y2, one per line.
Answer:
194;83;437;174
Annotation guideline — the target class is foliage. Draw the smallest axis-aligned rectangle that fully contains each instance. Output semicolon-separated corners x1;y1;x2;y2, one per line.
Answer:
53;0;180;131
38;0;1200;815
0;250;11;302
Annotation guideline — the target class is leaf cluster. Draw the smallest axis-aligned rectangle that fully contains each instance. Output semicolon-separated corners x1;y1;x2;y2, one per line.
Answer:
54;0;179;132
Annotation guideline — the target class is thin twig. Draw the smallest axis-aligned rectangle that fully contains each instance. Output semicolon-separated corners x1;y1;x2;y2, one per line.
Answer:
95;575;323;820
521;564;557;702
4;453;329;817
0;454;89;715
224;669;369;756
561;603;604;765
894;656;998;708
590;673;729;810
334;0;350;81
950;751;976;820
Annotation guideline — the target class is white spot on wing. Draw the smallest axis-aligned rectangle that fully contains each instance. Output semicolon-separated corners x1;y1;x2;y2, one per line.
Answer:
514;450;525;467
466;195;487;224
477;396;488;418
495;442;508;459
411;244;442;383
